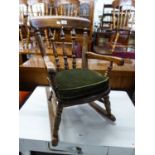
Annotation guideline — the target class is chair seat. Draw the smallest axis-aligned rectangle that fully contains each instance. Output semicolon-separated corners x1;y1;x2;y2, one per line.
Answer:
55;69;109;100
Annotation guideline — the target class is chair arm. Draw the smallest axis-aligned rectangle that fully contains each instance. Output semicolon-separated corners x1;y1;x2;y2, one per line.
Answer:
44;56;58;93
44;56;56;73
86;52;124;66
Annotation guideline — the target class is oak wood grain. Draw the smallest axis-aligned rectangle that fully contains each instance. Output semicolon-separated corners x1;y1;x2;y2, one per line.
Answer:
86;51;124;66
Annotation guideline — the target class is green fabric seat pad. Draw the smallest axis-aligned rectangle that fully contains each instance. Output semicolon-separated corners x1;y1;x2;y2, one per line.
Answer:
55;69;109;100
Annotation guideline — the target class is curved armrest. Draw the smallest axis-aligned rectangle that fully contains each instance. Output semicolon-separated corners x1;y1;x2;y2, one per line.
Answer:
86;52;124;66
44;56;56;73
44;56;57;91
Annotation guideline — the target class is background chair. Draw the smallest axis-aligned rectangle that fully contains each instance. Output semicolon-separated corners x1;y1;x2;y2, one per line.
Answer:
99;4;118;31
54;0;80;16
19;0;30;51
19;0;55;56
30;16;124;146
19;0;36;53
94;3;135;58
109;6;135;53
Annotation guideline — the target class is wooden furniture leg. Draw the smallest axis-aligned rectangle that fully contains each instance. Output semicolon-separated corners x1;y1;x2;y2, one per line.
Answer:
26;28;30;50
111;32;119;53
19;28;25;50
103;95;116;121
52;103;63;146
89;95;116;121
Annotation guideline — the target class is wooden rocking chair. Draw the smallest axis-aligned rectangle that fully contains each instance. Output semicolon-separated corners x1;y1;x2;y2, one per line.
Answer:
30;16;124;146
109;6;135;53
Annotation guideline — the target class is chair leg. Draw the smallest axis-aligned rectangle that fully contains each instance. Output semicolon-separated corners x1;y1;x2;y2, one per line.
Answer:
103;95;116;121
52;103;63;146
48;90;53;101
89;96;116;121
111;32;119;53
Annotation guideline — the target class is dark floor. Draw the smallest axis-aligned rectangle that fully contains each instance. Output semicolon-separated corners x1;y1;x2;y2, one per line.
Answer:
20;151;71;155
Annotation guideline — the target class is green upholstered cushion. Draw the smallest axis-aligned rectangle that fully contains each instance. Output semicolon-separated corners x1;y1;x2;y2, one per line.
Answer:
55;69;109;100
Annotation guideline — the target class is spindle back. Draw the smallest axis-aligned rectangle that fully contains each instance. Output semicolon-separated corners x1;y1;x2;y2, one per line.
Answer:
30;16;90;70
54;0;80;16
112;7;135;30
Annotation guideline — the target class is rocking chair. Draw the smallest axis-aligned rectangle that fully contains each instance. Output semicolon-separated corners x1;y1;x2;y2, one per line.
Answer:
30;16;124;146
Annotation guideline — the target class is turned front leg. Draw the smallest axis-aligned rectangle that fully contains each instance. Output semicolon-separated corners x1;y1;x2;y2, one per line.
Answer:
103;95;116;121
52;103;63;146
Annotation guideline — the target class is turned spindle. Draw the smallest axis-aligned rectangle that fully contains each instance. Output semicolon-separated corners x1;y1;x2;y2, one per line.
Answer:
26;27;30;50
44;29;50;49
19;27;25;50
49;29;60;70
71;28;77;69
60;27;69;70
105;61;113;77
